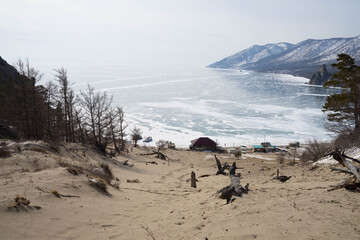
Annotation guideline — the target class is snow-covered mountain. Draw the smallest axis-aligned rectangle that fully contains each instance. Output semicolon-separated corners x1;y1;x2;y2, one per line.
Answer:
208;36;360;78
208;42;294;69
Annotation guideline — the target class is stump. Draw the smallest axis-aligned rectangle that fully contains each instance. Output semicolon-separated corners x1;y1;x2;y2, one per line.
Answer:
216;159;249;203
191;171;197;188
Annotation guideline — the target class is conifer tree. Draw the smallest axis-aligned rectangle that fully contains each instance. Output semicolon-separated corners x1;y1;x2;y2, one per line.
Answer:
323;54;360;133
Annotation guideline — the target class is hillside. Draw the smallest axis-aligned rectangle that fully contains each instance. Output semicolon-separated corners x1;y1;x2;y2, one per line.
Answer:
208;43;294;69
0;57;22;86
208;36;360;79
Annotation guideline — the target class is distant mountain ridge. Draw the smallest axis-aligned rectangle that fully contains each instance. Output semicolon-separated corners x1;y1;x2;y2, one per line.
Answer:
208;36;360;79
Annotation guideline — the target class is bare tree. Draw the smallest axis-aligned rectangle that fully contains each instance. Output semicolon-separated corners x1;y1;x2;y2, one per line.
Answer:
80;85;96;144
15;58;43;81
300;139;333;164
74;105;86;144
14;58;44;139
44;81;58;140
108;108;120;154
117;107;128;152
95;91;112;152
131;127;142;147
156;139;168;151
107;107;128;154
54;68;72;142
67;89;76;142
80;84;113;153
288;147;298;165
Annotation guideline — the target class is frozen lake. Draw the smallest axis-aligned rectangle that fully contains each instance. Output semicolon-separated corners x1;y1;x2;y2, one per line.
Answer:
58;64;338;147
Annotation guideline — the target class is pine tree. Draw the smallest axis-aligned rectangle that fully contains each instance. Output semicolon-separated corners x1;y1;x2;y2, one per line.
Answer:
323;54;360;133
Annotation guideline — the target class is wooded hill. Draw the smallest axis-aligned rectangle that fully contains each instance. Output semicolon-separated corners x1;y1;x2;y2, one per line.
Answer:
0;57;127;155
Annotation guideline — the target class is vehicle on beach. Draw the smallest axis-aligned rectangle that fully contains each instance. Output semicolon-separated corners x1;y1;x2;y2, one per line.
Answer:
143;136;153;143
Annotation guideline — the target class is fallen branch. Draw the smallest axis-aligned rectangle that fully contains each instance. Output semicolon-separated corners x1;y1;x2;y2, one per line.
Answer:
326;149;360;191
328;149;360;181
198;174;211;178
330;167;353;174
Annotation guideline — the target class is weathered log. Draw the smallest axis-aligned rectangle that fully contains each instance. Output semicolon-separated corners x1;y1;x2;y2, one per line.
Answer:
217;177;249;203
219;186;235;204
191;171;197;188
216;161;249;203
215;155;229;175
342;152;360;164
326;149;360;191
328;149;360;182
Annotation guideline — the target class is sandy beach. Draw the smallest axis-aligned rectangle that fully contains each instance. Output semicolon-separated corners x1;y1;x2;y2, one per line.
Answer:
1;141;360;240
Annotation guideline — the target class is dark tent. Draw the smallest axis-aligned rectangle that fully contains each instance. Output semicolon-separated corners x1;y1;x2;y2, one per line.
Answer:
190;137;217;151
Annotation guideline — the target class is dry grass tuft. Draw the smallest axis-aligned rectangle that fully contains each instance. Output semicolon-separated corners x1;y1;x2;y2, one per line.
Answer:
51;190;61;198
100;163;113;183
90;163;114;185
28;146;49;154
8;196;41;212
89;178;109;194
57;158;84;176
277;152;286;164
66;166;83;176
233;150;242;159
14;196;30;205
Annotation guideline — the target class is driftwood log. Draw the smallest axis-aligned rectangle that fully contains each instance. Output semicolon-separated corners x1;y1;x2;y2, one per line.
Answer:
327;149;360;191
215;157;249;204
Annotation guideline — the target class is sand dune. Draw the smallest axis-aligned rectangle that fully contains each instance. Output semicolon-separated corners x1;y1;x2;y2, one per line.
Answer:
0;141;359;239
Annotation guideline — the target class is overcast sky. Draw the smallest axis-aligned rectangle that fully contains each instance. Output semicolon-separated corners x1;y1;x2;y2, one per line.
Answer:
1;0;359;70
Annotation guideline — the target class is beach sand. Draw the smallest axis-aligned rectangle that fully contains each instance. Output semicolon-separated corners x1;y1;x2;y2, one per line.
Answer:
0;141;359;239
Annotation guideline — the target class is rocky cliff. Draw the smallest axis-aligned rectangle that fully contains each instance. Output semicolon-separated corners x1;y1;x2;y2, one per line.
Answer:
308;64;332;85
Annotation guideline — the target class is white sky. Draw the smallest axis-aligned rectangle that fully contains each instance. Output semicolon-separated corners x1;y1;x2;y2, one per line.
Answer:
1;0;359;70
